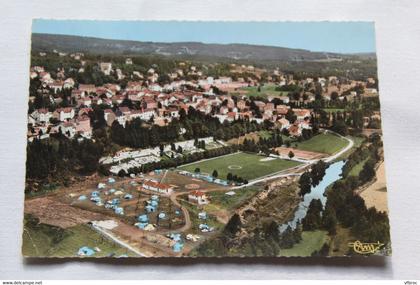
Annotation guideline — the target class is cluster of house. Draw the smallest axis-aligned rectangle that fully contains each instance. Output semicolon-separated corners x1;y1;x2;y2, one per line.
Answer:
27;68;313;141
28;53;378;142
28;107;92;141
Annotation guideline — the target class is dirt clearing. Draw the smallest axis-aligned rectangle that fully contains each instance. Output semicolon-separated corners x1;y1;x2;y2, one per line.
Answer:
360;162;389;213
25;197;105;228
274;147;327;160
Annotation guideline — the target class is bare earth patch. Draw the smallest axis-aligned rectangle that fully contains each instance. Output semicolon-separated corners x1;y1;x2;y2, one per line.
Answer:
274;147;327;160
360;162;389;213
25;197;105;228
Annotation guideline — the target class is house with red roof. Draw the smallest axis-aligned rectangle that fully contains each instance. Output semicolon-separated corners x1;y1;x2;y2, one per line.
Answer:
288;124;301;137
49;80;63;93
293;109;311;120
278;118;290;130
188;191;209;205
59;121;76;138
55;107;75;122
76;116;92;139
142;180;174;195
78;107;93;117
78;84;96;95
276;105;290;115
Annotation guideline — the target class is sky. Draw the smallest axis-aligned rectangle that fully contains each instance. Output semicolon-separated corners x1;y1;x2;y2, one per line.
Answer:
32;20;376;54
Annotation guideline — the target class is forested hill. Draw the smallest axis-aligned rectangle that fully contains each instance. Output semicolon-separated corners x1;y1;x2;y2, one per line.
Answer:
32;33;365;62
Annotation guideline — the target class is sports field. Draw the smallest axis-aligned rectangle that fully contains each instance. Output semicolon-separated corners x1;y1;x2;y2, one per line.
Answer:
292;133;348;155
179;152;301;181
235;84;289;98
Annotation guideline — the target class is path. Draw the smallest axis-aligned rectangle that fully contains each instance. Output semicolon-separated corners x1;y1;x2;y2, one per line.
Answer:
168;192;192;233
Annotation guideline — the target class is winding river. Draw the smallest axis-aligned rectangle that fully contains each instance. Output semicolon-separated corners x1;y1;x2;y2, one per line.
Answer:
279;160;346;233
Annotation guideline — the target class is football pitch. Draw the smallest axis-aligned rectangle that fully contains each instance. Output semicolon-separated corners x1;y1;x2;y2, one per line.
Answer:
178;152;301;181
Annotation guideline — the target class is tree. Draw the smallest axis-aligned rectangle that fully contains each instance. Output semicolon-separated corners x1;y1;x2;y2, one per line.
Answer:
224;213;242;237
194;167;200;173
288;150;295;159
359;159;376;183
227;172;233;181
285;109;297;123
331;91;339;101
322;204;337;235
311;160;327;186
299;172;312;196
278;225;301;249
212;170;218;178
302;199;323;231
332;120;348;136
263;220;280;241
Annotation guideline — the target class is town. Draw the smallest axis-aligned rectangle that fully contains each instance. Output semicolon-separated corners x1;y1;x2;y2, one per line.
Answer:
23;32;390;258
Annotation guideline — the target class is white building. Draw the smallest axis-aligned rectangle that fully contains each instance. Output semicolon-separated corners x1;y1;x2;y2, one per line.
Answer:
188;191;209;205
100;62;112;75
56;108;75;122
32;109;52;123
142;180;174;195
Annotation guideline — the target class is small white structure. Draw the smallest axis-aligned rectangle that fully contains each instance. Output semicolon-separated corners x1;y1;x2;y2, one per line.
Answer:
97;183;106;189
100;62;112;75
188;191;209;205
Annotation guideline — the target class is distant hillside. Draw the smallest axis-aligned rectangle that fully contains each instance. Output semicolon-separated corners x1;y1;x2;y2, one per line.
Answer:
32;33;360;62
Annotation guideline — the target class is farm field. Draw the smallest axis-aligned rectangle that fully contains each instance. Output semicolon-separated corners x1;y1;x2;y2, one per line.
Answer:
280;230;329;257
178;152;301;181
291;133;348;155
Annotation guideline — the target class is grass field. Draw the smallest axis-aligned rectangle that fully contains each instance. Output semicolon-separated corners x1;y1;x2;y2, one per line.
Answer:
337;135;366;160
233;84;289;98
180;200;224;235
348;157;369;176
292;133;349;155
206;187;261;210
179;152;301;181
22;220;136;257
280;230;329;257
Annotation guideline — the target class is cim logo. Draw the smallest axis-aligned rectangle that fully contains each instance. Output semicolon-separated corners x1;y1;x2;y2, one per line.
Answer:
348;240;384;254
